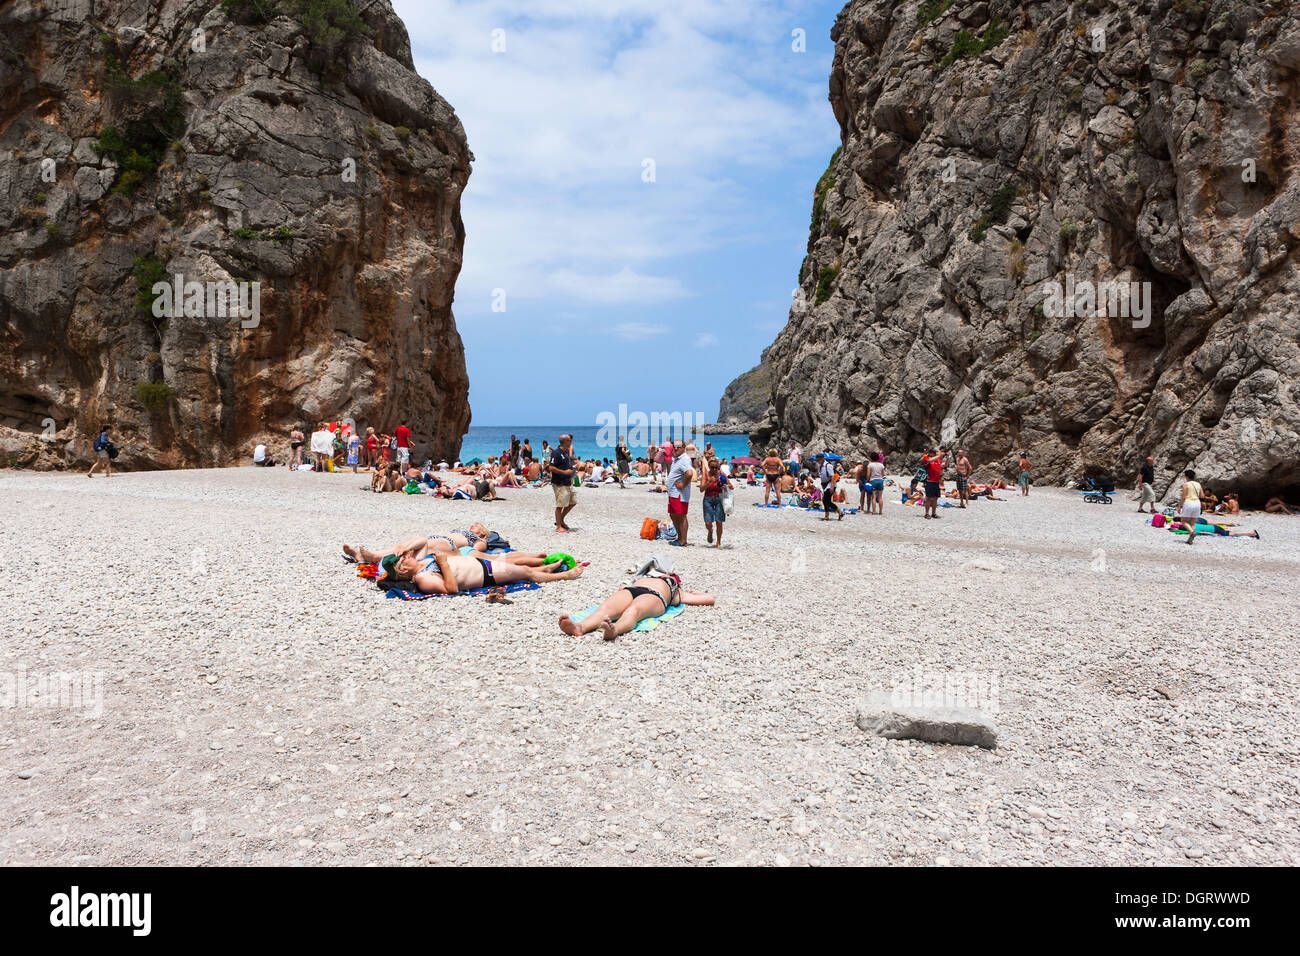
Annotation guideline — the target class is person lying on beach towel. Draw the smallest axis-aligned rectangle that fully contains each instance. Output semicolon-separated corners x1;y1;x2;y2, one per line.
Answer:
377;551;584;595
1168;520;1260;543
558;572;714;641
344;524;510;562
435;476;497;500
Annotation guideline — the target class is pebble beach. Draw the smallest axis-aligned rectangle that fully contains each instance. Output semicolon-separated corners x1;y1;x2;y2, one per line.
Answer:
2;467;1297;866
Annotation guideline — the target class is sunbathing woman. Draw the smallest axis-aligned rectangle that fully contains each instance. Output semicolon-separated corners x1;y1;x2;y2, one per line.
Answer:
370;464;401;493
558;573;714;641
394;551;584;595
1265;496;1297;516
495;463;523;488
344;524;505;562
439;475;497;500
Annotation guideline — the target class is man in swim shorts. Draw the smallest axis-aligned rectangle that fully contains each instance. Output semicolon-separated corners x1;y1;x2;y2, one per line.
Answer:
954;449;972;508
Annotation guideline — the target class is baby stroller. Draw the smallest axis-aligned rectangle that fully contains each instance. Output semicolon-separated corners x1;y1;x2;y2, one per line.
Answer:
1081;473;1115;504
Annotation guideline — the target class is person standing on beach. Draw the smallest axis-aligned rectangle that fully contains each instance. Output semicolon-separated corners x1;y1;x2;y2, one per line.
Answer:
1136;456;1157;513
394;422;412;468
348;429;361;473
521;438;533;472
667;440;695;546
954;449;972;508
817;454;843;521
789;441;801;476
550;434;578;532
615;439;631;488
701;456;729;547
868;452;886;514
761;447;784;505
923;448;945;518
1017;452;1032;496
289;425;305;469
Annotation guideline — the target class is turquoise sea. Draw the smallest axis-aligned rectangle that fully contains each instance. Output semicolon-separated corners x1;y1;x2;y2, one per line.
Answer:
456;425;752;464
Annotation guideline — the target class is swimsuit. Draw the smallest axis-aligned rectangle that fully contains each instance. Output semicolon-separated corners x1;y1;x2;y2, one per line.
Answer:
621;575;680;615
453;528;481;547
476;557;497;588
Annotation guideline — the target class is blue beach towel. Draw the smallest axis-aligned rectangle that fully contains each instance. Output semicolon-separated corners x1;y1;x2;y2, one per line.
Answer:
569;603;687;632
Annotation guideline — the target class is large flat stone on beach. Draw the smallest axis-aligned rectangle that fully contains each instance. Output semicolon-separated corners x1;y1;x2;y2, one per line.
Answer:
855;693;999;749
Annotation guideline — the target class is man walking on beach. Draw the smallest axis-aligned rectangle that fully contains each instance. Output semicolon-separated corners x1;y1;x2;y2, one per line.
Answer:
667;440;695;545
394;421;412;467
955;449;972;508
1018;451;1032;496
550;434;578;532
1137;456;1157;512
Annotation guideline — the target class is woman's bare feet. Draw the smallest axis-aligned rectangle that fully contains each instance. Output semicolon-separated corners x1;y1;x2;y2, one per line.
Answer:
342;544;359;561
600;617;617;641
557;565;585;580
558;614;580;636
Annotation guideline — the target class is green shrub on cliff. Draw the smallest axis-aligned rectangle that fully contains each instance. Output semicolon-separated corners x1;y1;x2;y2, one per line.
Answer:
917;1;952;27
815;265;839;304
132;257;168;313
968;181;1017;243
135;382;177;411
96;44;185;195
939;16;1011;69
809;146;843;243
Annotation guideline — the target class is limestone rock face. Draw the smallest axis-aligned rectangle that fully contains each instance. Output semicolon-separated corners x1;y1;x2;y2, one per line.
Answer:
0;0;471;469
712;356;772;434
754;0;1300;501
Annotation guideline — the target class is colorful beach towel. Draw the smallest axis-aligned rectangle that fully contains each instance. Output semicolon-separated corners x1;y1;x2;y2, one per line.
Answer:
569;602;687;632
378;579;540;601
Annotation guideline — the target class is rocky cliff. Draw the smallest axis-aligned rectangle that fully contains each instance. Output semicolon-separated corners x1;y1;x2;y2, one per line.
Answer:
754;0;1300;500
711;356;772;433
0;0;471;469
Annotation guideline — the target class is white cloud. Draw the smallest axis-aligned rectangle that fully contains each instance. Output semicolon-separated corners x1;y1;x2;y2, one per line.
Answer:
694;332;720;347
393;1;834;316
551;266;688;305
610;322;670;341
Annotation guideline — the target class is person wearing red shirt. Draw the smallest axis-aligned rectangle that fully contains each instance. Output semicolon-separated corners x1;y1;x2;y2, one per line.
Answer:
394;423;412;466
923;448;945;519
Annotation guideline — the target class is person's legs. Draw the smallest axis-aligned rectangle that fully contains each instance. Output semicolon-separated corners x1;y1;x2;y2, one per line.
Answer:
559;589;635;636
714;518;724;548
605;593;669;640
494;562;584;585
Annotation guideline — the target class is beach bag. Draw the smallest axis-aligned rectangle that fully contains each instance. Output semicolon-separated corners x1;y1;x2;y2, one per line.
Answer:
640;517;659;540
1151;513;1166;528
723;488;735;515
106;443;119;460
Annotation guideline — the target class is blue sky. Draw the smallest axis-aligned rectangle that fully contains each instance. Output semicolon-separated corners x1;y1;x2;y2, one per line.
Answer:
393;0;846;426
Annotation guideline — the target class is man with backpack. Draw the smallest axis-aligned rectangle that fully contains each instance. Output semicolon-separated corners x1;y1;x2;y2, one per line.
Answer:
88;424;116;478
817;454;843;521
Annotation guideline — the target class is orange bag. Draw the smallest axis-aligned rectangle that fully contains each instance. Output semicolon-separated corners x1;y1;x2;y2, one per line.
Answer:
640;517;658;540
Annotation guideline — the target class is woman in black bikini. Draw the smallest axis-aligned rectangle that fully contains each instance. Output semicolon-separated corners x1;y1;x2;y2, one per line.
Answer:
558;573;715;641
345;526;537;565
